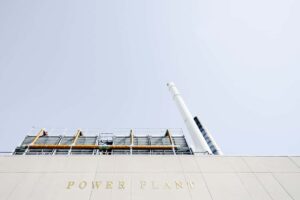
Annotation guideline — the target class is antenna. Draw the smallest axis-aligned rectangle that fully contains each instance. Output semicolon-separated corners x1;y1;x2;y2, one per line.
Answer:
167;82;212;155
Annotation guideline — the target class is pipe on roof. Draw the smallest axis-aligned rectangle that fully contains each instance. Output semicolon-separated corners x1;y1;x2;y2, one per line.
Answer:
167;82;212;154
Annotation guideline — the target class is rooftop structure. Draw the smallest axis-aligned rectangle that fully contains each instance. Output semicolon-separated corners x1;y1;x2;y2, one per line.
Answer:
11;82;222;157
14;128;192;156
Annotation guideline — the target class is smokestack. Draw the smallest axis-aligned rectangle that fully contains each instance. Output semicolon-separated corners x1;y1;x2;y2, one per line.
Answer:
167;82;212;154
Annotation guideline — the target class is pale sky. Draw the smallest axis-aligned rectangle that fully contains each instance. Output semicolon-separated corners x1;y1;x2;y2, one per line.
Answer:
0;0;299;155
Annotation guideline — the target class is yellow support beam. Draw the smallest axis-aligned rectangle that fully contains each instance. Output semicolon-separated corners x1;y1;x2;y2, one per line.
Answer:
165;129;175;146
72;129;82;146
30;129;47;145
165;129;176;154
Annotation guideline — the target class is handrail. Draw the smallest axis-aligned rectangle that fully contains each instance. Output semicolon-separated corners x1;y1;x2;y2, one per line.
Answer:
0;152;13;155
28;144;179;150
130;129;134;146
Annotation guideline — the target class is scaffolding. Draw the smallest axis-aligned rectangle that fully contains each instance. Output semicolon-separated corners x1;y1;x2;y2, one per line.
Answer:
14;128;193;155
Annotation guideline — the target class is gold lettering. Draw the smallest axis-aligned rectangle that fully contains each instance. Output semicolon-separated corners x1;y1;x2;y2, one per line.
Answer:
187;181;195;189
119;181;125;189
79;181;87;189
106;181;113;189
163;182;171;189
66;181;75;189
175;181;183;189
140;181;146;189
92;181;101;189
65;179;196;190
152;181;159;189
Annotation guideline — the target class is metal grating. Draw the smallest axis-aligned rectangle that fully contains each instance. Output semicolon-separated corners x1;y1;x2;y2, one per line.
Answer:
113;137;131;145
35;136;60;145
71;149;95;155
59;136;74;145
151;137;171;145
134;136;149;145
76;136;97;145
21;136;35;146
26;148;54;155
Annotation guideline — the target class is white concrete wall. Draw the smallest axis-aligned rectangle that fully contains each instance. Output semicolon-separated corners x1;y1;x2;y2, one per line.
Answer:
0;156;299;200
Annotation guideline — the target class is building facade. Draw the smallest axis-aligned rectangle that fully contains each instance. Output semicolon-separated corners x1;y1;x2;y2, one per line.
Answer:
0;154;299;200
0;128;300;200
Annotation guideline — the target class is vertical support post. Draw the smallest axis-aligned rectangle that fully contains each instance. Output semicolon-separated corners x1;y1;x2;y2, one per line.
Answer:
53;135;63;155
93;133;98;155
130;129;134;155
95;134;99;155
148;135;152;155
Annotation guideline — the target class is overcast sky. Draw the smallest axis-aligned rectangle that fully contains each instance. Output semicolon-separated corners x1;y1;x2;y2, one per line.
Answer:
0;0;299;155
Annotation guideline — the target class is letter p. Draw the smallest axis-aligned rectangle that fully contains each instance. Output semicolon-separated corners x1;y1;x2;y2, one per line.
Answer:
67;181;75;189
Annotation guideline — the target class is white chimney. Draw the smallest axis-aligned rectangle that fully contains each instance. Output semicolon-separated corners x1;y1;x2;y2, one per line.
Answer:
167;82;212;154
